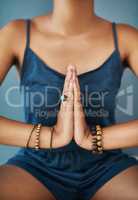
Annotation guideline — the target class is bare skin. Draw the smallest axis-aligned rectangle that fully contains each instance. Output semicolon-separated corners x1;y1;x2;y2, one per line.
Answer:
0;0;138;199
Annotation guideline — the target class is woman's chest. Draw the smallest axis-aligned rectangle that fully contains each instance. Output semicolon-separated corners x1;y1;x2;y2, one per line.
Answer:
19;29;115;76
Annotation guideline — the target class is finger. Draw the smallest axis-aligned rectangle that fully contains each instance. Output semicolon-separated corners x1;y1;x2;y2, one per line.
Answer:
59;65;74;112
74;69;81;93
59;79;74;116
74;75;81;104
62;64;73;95
73;74;85;117
66;78;74;106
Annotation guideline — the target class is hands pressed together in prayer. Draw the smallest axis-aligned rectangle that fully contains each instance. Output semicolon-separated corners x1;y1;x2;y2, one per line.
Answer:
54;64;93;150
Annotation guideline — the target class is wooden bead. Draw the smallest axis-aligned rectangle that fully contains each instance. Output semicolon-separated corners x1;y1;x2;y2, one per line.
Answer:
36;130;40;133
35;142;39;145
96;129;101;132
34;123;42;150
97;141;102;146
96;130;102;135
96;125;101;130
97;135;102;140
98;147;103;151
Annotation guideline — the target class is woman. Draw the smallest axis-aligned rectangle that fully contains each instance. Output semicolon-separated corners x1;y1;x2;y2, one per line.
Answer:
0;0;138;199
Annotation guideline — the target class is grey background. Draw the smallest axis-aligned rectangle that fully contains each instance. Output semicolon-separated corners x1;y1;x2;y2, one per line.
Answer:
0;0;138;164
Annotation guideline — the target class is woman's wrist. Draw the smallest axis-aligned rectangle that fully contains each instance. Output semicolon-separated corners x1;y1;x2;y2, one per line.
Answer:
81;125;104;153
79;127;93;150
28;125;52;149
41;126;55;149
40;125;66;149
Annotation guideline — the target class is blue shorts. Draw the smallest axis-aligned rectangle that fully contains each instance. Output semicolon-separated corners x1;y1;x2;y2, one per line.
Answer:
5;139;138;200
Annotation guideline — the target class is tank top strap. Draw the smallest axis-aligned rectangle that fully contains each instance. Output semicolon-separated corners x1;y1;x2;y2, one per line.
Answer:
26;19;31;48
112;22;119;52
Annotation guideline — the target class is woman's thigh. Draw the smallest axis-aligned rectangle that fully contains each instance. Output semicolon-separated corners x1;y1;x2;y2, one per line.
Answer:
0;164;56;200
91;165;138;200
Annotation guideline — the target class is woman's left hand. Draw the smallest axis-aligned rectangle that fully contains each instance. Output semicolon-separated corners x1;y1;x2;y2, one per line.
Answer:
72;66;92;150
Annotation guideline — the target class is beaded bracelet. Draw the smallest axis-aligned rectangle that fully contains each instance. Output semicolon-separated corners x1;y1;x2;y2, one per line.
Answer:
90;124;104;154
96;125;104;153
90;125;97;153
49;126;55;151
35;123;42;150
26;124;37;148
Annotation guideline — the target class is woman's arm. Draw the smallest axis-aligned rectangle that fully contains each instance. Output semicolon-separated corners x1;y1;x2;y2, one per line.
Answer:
0;115;59;148
0;20;73;149
103;119;138;150
86;24;138;151
0;20;19;85
74;24;138;150
84;119;138;151
119;23;138;76
0;20;52;149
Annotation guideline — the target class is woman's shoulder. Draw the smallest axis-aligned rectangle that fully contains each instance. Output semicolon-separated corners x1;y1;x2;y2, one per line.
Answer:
0;18;27;51
114;22;138;53
0;18;27;34
99;17;138;49
0;19;27;55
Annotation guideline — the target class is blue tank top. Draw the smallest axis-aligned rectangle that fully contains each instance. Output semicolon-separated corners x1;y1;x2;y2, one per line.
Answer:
20;19;125;128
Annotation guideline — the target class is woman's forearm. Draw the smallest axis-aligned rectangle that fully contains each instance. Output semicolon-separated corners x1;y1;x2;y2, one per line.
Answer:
86;119;138;151
0;115;60;149
102;119;138;150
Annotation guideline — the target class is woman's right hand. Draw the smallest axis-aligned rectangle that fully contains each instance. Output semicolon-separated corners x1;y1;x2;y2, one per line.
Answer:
52;65;75;148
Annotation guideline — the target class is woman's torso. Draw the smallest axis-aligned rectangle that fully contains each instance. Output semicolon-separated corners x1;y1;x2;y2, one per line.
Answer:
17;16;126;127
